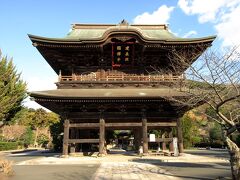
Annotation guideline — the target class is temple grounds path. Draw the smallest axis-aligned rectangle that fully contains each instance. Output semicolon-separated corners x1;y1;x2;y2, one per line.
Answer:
1;148;232;180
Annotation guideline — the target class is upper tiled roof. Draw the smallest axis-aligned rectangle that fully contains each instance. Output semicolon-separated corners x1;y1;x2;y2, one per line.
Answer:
29;20;216;44
66;23;177;40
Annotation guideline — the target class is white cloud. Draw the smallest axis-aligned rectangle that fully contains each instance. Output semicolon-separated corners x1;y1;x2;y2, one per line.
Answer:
178;0;240;47
183;30;197;38
178;0;228;23
26;76;57;91
215;4;240;47
133;5;174;24
24;75;57;110
23;97;51;111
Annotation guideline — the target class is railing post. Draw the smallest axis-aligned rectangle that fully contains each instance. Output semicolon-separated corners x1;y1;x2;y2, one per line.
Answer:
57;71;188;83
73;73;77;81
58;70;62;82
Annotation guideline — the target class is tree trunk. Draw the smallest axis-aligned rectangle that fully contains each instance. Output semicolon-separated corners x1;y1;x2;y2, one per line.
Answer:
226;137;240;180
34;127;39;147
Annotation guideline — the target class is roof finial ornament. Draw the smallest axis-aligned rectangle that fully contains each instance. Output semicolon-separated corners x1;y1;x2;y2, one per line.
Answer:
120;19;129;26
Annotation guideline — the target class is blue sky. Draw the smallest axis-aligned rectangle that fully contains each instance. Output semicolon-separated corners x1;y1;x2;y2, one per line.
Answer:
0;0;239;109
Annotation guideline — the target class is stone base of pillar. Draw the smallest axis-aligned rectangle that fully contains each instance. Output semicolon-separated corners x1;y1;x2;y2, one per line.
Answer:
60;154;69;158
98;153;106;157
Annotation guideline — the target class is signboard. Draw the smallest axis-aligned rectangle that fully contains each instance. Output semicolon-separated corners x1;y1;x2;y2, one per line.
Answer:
149;134;156;142
173;137;179;156
112;43;134;67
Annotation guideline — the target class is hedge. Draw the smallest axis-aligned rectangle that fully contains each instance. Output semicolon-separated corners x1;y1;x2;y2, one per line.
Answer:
0;142;19;151
194;142;226;148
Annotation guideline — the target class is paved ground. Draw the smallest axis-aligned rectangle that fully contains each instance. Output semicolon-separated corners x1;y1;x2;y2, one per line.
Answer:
162;149;231;179
94;162;177;180
185;149;229;160
0;148;232;180
11;164;99;180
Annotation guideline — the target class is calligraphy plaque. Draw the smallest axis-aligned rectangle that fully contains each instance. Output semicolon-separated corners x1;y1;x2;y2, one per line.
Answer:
112;43;134;67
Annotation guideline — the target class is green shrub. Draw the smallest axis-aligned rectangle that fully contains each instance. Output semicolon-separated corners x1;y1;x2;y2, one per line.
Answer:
17;141;24;149
209;123;222;141
20;127;34;147
181;114;202;149
0;142;18;151
37;134;49;147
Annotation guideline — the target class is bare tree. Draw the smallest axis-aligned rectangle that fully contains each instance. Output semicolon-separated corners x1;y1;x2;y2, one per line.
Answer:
168;46;240;179
2;125;26;141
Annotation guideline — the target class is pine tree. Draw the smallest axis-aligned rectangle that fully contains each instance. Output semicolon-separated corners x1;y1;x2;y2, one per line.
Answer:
0;50;27;128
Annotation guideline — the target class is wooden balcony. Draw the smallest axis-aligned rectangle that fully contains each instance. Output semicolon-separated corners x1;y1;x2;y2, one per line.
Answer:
58;71;185;83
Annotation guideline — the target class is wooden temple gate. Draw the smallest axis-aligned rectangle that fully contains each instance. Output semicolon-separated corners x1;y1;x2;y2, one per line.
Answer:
62;117;183;156
28;21;215;157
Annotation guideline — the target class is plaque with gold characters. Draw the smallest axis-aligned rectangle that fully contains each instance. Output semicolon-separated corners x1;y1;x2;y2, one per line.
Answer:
112;43;134;67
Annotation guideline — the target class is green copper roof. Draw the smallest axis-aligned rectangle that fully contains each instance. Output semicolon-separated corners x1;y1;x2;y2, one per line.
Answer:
28;21;216;44
141;29;177;40
66;29;107;39
65;25;178;40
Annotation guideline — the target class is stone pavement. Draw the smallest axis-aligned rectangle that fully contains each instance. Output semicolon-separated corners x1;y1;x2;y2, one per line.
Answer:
93;162;178;180
8;148;229;180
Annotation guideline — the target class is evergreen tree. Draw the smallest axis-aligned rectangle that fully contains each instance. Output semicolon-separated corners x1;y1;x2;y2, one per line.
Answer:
49;118;63;151
181;112;202;148
209;123;223;141
20;127;34;147
0;51;27;128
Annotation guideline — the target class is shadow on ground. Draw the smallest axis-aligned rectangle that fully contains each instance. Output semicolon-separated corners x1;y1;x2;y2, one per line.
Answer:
185;149;229;159
131;158;231;180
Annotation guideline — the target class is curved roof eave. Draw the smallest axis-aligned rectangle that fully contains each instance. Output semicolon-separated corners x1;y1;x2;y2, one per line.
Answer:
29;89;190;99
28;33;216;45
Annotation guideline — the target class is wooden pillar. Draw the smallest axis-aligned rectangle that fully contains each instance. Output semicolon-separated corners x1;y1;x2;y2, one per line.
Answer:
133;129;137;150
70;128;76;154
162;131;167;151
133;129;141;151
177;118;184;154
169;128;174;152
62;119;70;157
142;117;148;154
75;129;80;152
99;118;105;155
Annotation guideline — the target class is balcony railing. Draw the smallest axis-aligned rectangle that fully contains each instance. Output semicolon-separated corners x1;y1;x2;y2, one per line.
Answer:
59;72;184;83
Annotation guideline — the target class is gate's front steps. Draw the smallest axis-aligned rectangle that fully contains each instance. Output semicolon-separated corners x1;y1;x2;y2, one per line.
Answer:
68;148;136;157
67;147;177;157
